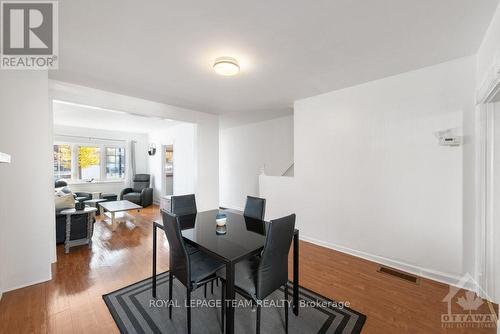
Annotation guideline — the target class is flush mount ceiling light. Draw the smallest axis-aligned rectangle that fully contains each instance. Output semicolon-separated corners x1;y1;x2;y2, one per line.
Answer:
213;57;240;76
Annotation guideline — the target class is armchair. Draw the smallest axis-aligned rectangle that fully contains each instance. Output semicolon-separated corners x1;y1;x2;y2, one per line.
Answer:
120;174;153;207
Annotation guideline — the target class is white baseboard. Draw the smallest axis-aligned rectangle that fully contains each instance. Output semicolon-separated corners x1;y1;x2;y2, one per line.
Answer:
2;275;51;294
300;235;469;290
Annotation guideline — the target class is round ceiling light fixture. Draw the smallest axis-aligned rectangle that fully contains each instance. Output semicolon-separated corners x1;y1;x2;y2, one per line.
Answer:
213;57;240;76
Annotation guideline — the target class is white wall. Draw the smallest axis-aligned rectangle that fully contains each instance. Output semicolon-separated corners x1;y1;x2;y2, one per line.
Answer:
261;57;476;284
461;98;477;277
219;116;294;210
259;175;297;220
53;125;149;195
0;71;54;292
50;81;219;211
149;123;197;202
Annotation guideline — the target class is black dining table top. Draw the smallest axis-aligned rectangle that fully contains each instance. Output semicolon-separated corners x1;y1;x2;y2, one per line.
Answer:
157;209;269;262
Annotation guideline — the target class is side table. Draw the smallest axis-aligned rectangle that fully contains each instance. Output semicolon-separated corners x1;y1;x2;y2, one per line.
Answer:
84;198;107;216
59;207;97;253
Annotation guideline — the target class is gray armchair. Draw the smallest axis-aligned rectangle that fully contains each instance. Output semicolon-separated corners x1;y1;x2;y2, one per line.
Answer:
120;174;153;207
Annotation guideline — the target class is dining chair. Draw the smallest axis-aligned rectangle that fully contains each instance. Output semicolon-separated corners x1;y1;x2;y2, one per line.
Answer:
244;216;266;235
243;196;266;220
217;213;296;334
177;213;201;256
171;194;197;215
171;195;219;296
161;210;225;334
171;195;200;257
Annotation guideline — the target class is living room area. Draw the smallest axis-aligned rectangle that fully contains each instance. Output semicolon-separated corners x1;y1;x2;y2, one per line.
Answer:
52;95;199;249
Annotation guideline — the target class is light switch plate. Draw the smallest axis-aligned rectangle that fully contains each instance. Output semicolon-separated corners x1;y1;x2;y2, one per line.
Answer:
0;152;11;163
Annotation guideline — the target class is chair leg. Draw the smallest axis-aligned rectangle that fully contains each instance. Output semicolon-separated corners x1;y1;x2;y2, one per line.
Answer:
211;280;214;294
221;281;225;333
204;284;207;298
187;290;192;334
284;285;289;334
216;278;219;287
256;304;261;334
168;272;173;319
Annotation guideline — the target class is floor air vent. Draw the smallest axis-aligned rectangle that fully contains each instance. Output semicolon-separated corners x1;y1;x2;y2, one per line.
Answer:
377;266;419;284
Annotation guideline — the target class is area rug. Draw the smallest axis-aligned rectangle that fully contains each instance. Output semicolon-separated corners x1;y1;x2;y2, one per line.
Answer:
103;272;366;333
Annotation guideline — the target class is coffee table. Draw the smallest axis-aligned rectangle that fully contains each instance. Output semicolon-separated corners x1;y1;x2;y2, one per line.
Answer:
99;200;142;231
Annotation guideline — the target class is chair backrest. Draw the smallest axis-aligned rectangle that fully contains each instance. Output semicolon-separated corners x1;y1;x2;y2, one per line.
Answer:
55;179;68;188
171;194;197;215
243;196;266;221
256;214;296;300
132;174;150;192
244;216;266;235
177;213;197;230
161;210;190;287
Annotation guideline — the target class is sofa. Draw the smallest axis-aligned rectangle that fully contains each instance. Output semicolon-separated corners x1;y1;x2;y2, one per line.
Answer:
120;174;153;207
55;179;92;202
55;212;94;244
54;179;95;244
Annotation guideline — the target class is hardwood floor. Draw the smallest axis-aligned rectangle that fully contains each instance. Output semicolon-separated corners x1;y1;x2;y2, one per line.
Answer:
0;205;497;333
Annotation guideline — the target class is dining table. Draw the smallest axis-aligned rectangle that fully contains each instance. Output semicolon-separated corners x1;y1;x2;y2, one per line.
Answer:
151;209;299;334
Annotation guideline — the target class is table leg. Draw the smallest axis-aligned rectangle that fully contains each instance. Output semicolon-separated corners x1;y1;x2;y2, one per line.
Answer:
111;212;116;231
87;212;94;249
65;214;71;254
293;231;299;315
152;224;157;298
225;262;235;334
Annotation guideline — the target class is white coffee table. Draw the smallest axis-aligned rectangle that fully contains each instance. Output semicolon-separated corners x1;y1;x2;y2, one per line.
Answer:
99;200;142;231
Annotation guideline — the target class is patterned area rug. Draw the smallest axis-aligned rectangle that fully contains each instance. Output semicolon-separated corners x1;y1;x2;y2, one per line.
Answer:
103;272;366;333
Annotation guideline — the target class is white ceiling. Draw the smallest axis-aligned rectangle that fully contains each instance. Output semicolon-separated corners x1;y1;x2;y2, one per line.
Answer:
53;101;181;133
50;0;499;116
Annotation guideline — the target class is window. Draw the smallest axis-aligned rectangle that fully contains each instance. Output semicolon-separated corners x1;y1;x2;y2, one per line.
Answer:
106;147;125;179
53;144;72;179
78;146;100;181
53;141;126;182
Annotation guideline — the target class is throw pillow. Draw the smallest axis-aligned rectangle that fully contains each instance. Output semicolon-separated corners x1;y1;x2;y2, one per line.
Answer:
55;193;75;210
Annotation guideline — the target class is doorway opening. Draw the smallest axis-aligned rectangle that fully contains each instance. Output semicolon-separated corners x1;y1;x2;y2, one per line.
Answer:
164;144;174;196
476;84;500;304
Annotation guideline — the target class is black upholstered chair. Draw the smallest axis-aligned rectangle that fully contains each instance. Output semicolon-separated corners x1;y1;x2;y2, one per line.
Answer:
243;196;266;221
171;194;197;215
161;210;225;334
120;174;153;207
55;212;95;243
54;179;92;202
54;179;95;243
217;214;296;334
170;195;217;294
